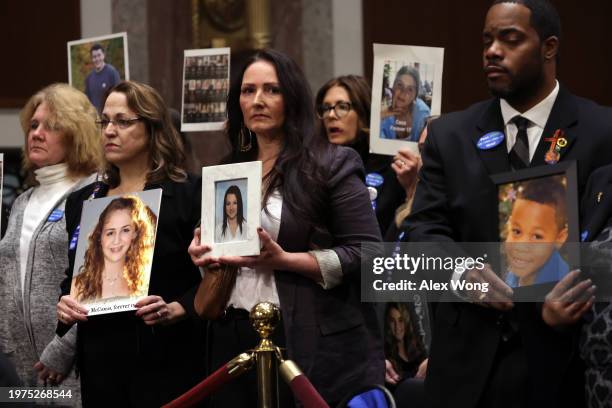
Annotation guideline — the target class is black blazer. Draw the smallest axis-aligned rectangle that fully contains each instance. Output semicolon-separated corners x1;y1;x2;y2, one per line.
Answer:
273;145;384;403
363;153;406;236
581;164;612;242
403;86;612;408
57;176;206;405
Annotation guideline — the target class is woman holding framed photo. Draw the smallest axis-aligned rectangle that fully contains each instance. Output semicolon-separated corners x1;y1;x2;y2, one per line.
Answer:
189;49;384;406
55;81;206;407
70;195;157;302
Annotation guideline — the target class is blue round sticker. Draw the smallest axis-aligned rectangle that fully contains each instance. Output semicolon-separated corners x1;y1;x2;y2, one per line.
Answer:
69;225;80;251
366;172;384;188
477;131;505;150
47;209;64;222
581;230;589;242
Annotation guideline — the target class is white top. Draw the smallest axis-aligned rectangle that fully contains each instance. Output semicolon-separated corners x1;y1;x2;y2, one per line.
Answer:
227;190;282;311
215;221;247;243
500;80;560;161
20;163;78;293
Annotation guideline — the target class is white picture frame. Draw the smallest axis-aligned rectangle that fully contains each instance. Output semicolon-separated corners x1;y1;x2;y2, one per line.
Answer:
67;32;129;112
181;47;230;132
70;189;161;316
201;161;262;257
370;43;444;156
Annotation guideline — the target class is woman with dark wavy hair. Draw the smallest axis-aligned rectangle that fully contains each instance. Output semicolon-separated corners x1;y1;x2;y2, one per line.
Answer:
189;49;384;406
71;195;157;302
55;80;205;406
384;302;427;382
215;185;246;243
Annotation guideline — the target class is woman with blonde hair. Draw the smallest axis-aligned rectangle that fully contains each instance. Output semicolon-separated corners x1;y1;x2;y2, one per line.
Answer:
0;83;102;401
71;195;157;302
56;80;205;406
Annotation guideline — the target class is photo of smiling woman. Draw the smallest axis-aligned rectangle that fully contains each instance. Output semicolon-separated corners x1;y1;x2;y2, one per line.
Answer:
380;64;431;141
215;183;247;243
71;195;157;302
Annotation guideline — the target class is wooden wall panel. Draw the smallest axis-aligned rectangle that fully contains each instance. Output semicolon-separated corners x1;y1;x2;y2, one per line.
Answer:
0;1;81;107
363;0;612;113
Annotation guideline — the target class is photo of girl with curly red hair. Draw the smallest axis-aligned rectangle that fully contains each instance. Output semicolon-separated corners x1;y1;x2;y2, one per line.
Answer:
71;194;157;302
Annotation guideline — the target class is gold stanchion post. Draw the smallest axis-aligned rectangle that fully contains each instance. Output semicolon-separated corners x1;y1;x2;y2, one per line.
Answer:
250;302;281;408
245;0;271;49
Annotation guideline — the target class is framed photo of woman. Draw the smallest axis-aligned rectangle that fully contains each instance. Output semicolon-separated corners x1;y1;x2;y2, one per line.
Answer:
70;189;162;315
201;161;262;257
370;43;444;156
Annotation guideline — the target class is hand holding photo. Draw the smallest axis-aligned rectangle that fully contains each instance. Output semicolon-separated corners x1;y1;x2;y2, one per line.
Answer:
370;43;444;156
494;162;579;290
202;161;262;257
70;189;161;315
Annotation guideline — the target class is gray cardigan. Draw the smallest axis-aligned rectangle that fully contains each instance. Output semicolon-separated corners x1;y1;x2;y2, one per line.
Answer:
0;176;92;404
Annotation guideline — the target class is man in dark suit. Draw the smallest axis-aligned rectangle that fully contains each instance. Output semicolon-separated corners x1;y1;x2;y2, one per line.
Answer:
403;0;612;407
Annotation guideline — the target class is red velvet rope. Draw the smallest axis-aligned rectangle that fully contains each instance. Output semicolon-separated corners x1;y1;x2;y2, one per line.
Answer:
163;357;330;408
288;374;330;408
162;364;233;408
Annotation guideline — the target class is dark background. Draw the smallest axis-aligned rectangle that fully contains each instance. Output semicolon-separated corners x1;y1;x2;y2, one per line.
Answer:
2;1;610;112
363;0;612;113
0;1;81;107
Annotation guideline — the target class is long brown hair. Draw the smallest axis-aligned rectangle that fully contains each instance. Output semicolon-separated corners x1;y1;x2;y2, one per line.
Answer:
384;302;427;377
101;81;187;187
74;195;157;301
225;49;328;228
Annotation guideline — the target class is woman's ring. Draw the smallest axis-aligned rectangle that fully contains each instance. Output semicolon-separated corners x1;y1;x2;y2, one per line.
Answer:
478;292;487;301
157;311;162;318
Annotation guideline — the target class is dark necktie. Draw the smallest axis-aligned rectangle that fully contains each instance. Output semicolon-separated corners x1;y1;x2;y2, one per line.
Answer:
509;116;530;170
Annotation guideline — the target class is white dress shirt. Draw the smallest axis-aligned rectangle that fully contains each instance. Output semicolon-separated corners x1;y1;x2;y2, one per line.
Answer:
451;80;560;289
225;189;343;311
500;80;560;161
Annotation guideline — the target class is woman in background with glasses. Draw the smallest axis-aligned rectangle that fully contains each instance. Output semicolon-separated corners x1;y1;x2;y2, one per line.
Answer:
316;75;421;236
380;65;430;142
55;80;206;407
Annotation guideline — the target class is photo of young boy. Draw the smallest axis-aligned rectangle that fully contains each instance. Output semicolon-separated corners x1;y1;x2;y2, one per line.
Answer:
500;176;569;288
